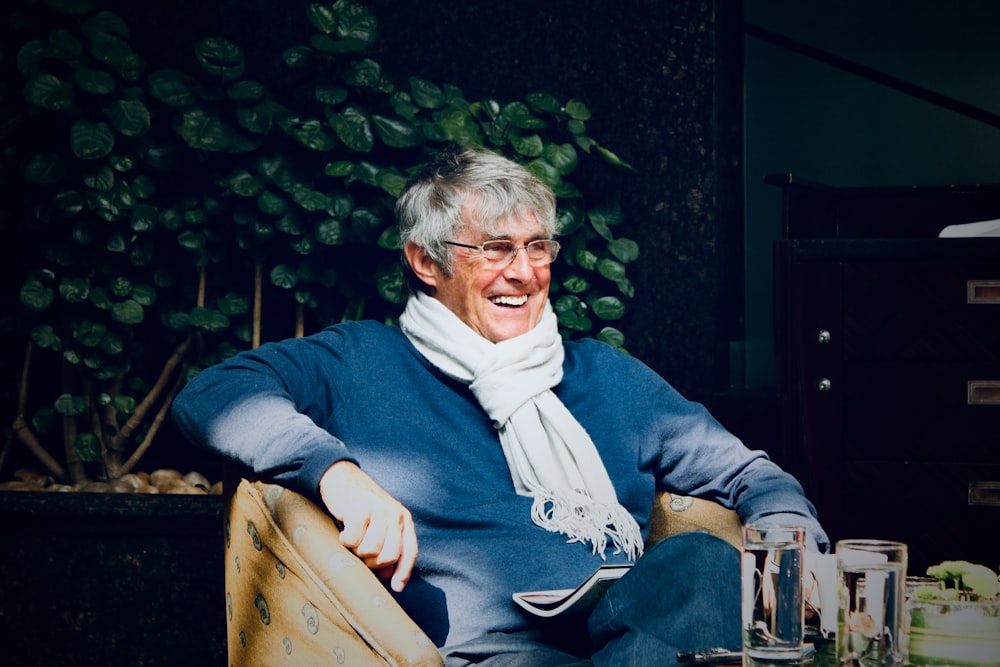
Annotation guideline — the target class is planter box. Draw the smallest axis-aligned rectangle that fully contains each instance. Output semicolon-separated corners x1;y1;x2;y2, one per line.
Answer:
909;599;1000;666
0;490;226;666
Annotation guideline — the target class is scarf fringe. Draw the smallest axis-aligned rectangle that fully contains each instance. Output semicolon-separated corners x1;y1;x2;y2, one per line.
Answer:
531;491;644;561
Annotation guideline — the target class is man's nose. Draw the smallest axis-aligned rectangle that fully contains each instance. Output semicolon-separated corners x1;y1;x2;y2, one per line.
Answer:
502;245;534;278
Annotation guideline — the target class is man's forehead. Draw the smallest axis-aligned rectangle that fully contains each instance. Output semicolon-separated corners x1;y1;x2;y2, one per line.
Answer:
460;210;543;237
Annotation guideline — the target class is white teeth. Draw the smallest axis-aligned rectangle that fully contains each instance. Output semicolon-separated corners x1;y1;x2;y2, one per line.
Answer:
490;295;528;306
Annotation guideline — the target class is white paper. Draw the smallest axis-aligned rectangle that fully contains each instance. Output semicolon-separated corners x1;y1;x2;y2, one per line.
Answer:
938;218;1000;237
806;551;838;638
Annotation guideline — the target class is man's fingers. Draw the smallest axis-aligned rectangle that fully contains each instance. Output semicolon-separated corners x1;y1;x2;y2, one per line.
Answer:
390;516;419;592
337;512;369;549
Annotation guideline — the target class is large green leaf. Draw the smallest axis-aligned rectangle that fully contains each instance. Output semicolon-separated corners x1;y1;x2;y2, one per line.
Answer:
282;117;335;151
188;306;230;332
75;66;116;94
85;20;141;73
500;101;546;130
590;295;626;321
228;80;265;101
270;264;298;289
31;324;62;351
343;59;390;92
54;393;87;418
74;433;101;462
100;331;125;355
176;108;231;151
597;258;626;282
195;37;245;80
291;187;332;213
373;114;423;148
59;277;91;303
23;153;66;185
410;77;445;109
511;133;544;157
20;280;55;311
593;143;634;170
429;108;481;145
527;158;560;188
376;260;405;304
16;40;48;77
326;105;374;152
608;237;639;263
73;320;106;347
526;92;564;114
315;218;345;245
147;69;196;107
597;327;626;349
307;0;378;50
131;284;157;306
217;293;250;316
565;99;592;121
24;74;73;110
258;190;288;216
111;299;144;324
544;143;578;175
324;160;353;178
105;98;150;136
378;170;408;197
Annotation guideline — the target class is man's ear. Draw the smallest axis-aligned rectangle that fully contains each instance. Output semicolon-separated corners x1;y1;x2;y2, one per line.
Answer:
403;241;440;290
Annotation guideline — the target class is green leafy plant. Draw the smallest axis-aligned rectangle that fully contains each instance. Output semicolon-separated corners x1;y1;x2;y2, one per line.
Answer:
2;0;638;490
917;560;1000;601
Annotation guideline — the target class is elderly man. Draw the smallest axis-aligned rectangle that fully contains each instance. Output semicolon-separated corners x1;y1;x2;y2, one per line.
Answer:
172;146;827;665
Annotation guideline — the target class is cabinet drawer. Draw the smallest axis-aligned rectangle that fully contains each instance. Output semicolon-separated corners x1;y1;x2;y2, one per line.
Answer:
834;460;1000;573
841;361;1000;462
841;259;1000;362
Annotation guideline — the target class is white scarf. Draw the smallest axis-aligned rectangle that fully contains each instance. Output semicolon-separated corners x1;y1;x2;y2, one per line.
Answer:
399;291;643;560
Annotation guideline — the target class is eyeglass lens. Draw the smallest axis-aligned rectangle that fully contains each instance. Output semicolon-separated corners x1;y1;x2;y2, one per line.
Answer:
481;240;558;264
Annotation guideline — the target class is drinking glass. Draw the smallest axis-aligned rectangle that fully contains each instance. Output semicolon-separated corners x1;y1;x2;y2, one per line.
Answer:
835;539;908;666
742;523;807;661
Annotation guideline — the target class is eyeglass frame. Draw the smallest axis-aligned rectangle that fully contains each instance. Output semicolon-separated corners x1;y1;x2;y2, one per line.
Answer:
444;238;561;266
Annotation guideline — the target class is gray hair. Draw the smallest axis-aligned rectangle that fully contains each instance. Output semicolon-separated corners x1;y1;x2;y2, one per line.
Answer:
396;146;557;280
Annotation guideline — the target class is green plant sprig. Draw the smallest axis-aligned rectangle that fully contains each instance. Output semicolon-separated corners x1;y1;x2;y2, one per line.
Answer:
919;560;1000;601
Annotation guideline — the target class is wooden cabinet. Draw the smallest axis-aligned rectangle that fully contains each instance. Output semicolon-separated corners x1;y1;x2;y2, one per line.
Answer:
770;175;1000;572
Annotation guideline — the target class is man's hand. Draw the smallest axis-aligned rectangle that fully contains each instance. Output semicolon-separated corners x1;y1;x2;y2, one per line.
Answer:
318;460;418;593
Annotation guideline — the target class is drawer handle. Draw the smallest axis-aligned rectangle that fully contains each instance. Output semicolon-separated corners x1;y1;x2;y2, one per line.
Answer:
969;481;1000;507
968;380;1000;405
968;280;1000;304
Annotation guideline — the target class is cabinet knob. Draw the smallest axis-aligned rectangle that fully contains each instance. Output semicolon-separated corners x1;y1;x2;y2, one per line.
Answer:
817;378;832;392
817;330;831;344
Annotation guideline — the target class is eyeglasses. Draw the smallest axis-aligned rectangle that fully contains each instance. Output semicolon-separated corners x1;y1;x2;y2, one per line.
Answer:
445;239;561;266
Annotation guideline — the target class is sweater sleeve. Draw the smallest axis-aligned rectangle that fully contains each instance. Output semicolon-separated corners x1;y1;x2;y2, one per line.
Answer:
652;399;830;552
171;332;358;498
571;340;830;552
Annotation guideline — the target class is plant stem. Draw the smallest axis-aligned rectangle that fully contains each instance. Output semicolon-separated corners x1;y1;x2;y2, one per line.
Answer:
253;261;263;349
61;360;88;486
116;365;188;477
106;334;193;473
295;301;305;338
11;339;67;481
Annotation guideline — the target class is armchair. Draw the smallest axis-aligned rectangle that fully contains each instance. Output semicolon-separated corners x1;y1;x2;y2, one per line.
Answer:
224;478;741;666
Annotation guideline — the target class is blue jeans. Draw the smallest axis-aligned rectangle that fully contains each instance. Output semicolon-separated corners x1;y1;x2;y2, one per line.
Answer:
443;532;741;666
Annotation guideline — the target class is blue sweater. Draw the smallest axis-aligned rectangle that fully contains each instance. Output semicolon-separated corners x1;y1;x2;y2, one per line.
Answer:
171;321;826;648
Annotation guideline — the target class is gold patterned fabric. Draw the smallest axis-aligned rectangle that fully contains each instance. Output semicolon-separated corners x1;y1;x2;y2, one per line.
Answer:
225;479;443;666
224;479;740;666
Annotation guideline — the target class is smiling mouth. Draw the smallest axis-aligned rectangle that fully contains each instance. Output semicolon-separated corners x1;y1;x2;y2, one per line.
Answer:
489;295;528;307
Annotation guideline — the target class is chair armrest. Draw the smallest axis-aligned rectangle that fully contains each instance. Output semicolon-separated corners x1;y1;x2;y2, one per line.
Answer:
647;492;742;549
226;479;443;666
